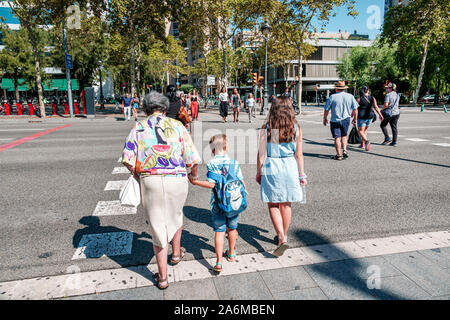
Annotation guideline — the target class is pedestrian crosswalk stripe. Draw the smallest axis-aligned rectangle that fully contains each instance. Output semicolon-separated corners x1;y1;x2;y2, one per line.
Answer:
104;180;127;191
432;143;450;147
93;200;137;216
117;157;122;163
405;138;430;142
112;167;129;174
72;231;133;260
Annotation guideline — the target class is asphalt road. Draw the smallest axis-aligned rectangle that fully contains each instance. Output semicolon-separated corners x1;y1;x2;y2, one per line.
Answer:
0;107;449;282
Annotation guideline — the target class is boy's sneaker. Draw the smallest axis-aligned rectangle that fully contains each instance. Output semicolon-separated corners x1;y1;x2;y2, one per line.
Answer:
382;139;391;145
365;141;371;151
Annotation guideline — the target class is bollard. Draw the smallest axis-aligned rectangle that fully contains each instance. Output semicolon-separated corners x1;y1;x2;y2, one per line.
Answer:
444;105;448;113
28;103;34;116
421;103;424;112
17;103;22;115
5;102;10;115
63;103;68;115
74;102;79;115
52;103;57;115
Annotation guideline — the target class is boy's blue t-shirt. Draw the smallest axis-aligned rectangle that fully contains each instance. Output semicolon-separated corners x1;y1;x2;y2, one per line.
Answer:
206;154;244;210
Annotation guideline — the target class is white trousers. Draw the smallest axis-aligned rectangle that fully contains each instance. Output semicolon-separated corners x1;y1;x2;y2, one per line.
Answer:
123;106;131;120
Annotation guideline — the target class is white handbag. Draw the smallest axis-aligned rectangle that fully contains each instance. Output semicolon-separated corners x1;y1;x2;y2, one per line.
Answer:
119;175;141;207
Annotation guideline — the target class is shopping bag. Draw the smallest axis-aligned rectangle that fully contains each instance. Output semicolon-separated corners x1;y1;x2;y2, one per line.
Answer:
119;175;141;207
348;125;362;144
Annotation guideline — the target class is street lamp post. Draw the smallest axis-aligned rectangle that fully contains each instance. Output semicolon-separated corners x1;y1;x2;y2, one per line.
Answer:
261;23;272;115
98;60;104;110
434;67;440;106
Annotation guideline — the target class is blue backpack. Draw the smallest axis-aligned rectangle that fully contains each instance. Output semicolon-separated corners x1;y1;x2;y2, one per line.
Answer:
207;160;247;217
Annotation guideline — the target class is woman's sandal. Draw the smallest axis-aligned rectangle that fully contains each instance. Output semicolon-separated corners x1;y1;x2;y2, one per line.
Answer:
273;242;289;257
331;155;343;161
225;249;237;262
170;247;186;265
212;262;223;273
153;273;169;290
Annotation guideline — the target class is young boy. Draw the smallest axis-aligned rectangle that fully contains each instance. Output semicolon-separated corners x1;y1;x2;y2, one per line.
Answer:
188;134;245;273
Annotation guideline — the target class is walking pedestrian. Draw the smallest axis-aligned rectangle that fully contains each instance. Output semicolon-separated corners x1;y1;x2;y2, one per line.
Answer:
219;87;229;123
121;91;201;290
256;97;307;257
380;82;400;147
165;85;189;128
356;86;383;151
247;93;255;123
188;134;247;273
231;88;241;123
132;93;140;121
323;81;358;160
122;92;132;121
190;89;199;121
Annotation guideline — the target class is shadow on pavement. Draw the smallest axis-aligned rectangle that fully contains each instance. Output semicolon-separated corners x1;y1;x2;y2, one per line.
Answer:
73;216;157;285
295;229;405;300
183;205;274;254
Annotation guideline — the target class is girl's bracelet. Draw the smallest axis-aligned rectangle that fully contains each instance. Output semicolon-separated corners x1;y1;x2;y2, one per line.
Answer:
299;174;307;180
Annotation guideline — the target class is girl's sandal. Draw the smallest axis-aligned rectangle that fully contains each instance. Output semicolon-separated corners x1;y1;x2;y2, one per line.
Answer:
153;273;169;290
170;247;186;265
225;250;237;262
212;262;223;273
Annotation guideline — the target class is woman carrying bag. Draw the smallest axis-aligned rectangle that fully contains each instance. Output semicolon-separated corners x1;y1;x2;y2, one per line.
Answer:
356;86;383;151
121;91;201;290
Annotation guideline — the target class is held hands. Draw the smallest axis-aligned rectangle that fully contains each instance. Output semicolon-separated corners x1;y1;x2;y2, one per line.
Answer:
187;172;198;185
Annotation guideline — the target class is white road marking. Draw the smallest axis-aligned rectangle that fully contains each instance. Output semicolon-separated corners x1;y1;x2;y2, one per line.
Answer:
112;167;129;174
117;157;122;163
72;231;133;260
0;129;47;132
0;138;13;141
405;138;430;142
92;200;137;216
433;143;450;147
1;230;449;299
104;180;127;191
300;120;322;125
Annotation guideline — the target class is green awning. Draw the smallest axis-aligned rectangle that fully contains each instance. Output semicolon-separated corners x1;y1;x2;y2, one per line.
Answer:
1;78;79;91
1;78;27;91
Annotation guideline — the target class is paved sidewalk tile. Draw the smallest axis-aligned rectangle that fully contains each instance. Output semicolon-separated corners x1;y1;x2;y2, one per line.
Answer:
60;286;163;300
164;278;219;300
369;275;431;300
213;272;273;300
273;287;329;300
383;251;450;297
260;266;317;294
417;247;450;269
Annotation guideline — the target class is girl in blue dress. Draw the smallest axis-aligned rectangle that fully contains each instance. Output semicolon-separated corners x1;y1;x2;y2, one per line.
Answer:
256;97;307;257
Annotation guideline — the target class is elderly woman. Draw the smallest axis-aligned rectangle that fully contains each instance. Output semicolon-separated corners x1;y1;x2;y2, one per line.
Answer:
122;91;201;289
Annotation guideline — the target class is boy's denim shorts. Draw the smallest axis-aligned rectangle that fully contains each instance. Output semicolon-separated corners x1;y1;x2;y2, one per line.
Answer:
212;207;239;232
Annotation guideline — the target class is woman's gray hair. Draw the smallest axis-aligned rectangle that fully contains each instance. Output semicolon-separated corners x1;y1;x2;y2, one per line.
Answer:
143;91;170;115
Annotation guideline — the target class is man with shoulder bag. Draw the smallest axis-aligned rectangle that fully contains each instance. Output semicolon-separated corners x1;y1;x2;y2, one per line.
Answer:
380;82;400;147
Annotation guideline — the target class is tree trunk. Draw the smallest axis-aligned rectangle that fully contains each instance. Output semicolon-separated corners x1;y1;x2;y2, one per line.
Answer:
129;19;136;96
297;47;303;114
412;39;429;106
27;25;45;118
222;45;227;90
14;73;20;102
204;54;208;108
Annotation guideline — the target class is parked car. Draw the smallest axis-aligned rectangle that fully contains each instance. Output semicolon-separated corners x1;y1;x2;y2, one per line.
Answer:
420;94;435;103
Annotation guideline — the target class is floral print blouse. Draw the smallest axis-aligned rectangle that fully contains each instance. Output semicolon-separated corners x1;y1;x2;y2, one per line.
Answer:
122;113;201;176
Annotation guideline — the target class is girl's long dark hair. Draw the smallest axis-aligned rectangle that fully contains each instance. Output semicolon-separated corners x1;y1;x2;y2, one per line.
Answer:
265;97;298;143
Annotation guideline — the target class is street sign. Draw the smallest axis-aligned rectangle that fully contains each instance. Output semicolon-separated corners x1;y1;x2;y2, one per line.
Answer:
65;54;73;69
207;76;215;86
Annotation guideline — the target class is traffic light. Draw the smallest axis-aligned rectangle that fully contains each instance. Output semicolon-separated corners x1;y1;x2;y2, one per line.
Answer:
258;76;264;85
252;73;258;86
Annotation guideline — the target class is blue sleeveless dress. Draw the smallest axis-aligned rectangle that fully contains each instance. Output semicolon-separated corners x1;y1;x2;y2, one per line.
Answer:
260;126;303;203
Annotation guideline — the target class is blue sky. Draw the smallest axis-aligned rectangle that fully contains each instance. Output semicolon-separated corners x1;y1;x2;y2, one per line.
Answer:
1;1;386;40
313;0;386;40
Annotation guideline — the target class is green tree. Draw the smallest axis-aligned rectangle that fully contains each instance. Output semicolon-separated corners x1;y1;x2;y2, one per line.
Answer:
0;25;34;102
267;0;357;112
382;0;450;105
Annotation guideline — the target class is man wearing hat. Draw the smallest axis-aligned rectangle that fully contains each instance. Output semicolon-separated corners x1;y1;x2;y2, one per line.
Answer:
380;82;400;146
323;81;359;160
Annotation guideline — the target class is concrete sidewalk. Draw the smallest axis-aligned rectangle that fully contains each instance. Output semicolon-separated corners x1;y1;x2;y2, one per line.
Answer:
1;230;448;300
61;246;450;301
